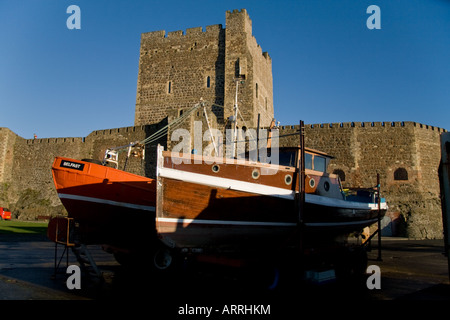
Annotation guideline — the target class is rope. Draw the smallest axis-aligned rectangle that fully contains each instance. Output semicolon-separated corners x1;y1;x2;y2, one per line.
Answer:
110;101;205;154
107;99;299;154
139;101;204;147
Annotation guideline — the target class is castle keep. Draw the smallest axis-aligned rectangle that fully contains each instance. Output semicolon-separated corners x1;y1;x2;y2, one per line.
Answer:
135;9;274;129
0;9;446;239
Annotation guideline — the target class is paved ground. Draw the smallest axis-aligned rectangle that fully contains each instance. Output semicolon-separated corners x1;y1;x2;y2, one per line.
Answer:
0;234;449;315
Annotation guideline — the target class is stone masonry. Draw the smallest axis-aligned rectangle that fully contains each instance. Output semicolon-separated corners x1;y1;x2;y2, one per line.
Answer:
277;122;446;239
0;9;446;239
135;9;274;129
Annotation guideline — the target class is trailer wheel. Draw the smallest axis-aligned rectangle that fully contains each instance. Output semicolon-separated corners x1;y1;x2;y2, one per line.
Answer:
153;246;174;270
267;267;280;290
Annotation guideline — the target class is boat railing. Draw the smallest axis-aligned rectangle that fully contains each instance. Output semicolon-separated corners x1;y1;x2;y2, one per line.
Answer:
342;186;384;204
102;142;145;170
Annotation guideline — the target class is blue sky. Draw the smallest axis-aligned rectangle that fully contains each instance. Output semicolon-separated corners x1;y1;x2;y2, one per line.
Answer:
1;0;449;139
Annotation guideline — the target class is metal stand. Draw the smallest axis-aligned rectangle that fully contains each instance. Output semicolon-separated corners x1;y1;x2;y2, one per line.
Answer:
295;120;306;252
48;216;103;283
48;217;75;279
361;174;382;261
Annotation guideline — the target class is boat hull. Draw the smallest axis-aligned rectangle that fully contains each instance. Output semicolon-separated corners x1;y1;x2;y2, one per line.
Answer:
156;177;297;252
52;157;157;246
156;147;387;253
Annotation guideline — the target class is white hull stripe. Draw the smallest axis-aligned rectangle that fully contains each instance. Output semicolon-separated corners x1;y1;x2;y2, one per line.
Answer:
157;217;378;228
158;167;295;200
158;167;388;211
156;217;297;227
58;193;156;212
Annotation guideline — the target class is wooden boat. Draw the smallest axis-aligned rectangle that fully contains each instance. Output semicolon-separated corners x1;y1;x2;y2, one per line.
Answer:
51;157;157;246
155;145;387;254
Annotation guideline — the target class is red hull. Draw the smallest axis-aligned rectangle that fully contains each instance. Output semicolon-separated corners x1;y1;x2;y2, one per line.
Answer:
52;157;156;245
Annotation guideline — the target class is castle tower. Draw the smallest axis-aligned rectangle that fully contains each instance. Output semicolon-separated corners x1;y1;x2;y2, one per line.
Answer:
134;9;273;129
223;9;273;128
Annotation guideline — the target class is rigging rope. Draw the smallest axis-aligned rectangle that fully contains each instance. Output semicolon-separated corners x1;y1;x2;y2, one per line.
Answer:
110;100;205;155
108;99;300;155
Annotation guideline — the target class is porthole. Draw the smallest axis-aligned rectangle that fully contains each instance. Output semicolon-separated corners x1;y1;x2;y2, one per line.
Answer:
324;181;330;192
284;174;292;185
309;178;315;188
252;169;260;179
212;164;220;173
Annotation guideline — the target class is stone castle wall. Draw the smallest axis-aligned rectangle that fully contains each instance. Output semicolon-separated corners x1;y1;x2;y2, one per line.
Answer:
277;121;446;238
0;123;165;220
135;24;226;125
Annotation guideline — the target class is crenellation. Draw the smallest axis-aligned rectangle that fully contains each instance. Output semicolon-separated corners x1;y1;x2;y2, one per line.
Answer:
186;26;203;36
293;121;445;133
167;30;184;38
205;24;223;33
141;30;166;39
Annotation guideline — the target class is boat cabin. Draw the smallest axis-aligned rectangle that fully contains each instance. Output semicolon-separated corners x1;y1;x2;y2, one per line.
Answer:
265;146;334;174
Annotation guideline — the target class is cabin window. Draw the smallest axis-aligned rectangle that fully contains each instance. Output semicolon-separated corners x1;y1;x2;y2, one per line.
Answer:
394;168;408;181
333;169;346;182
279;151;297;167
314;156;326;173
305;153;313;170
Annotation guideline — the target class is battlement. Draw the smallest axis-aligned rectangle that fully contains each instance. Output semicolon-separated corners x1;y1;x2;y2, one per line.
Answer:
141;24;224;40
26;136;84;145
88;125;148;137
276;121;447;132
225;9;252;23
224;9;269;61
22;125;150;145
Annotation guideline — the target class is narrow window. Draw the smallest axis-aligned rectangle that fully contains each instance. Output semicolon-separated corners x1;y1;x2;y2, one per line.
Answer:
206;76;211;88
313;156;326;173
305;153;313;170
394;168;408;181
168;81;172;94
256;83;258;98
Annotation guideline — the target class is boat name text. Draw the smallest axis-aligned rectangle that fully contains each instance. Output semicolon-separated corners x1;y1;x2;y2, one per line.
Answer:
60;160;85;171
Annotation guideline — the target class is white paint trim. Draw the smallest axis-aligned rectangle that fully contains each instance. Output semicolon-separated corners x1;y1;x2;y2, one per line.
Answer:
158;166;388;210
158;167;295;200
58;193;156;212
156;217;297;227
